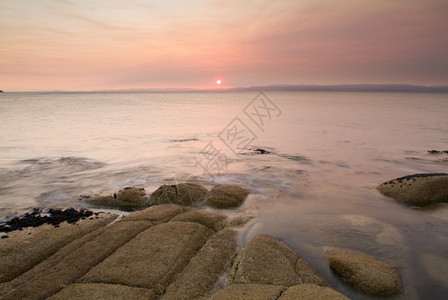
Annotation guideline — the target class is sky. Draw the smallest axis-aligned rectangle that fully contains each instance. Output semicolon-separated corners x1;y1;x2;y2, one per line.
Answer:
1;0;447;91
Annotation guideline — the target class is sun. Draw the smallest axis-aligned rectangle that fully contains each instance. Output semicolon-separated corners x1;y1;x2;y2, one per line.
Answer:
216;79;222;85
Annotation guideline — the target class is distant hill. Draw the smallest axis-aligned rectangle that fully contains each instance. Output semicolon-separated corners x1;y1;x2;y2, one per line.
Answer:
225;84;448;93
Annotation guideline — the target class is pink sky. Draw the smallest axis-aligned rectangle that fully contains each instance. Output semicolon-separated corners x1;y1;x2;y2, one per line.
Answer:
1;0;447;91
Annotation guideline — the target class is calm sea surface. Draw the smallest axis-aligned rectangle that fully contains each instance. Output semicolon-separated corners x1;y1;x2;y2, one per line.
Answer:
0;91;447;299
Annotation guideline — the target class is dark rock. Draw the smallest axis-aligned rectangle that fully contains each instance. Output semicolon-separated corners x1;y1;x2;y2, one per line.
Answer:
0;208;94;233
428;150;448;154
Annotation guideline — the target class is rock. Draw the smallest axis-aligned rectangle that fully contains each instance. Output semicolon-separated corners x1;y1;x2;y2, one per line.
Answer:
377;173;448;206
0;212;117;283
230;234;327;287
422;253;448;286
48;283;156;300
85;187;147;209
0;208;96;232
278;284;349;300
428;150;448;154
227;212;256;227
163;228;238;299
0;219;155;299
205;184;249;208
116;187;147;205
81;222;213;294
170;208;227;231
210;284;286;300
149;183;209;206
327;248;402;296
122;203;189;223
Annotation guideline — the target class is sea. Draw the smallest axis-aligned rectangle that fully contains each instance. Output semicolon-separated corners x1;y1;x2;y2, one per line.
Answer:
0;91;447;299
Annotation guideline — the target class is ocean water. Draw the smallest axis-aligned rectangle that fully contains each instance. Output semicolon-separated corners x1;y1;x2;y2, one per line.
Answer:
0;91;447;299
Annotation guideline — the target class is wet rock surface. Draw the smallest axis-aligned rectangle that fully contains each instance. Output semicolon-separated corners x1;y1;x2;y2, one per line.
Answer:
149;183;209;206
0;204;349;300
1;181;410;299
377;173;448;206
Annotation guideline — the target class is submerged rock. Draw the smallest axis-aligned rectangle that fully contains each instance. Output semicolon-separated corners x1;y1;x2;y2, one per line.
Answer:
377;173;448;206
205;184;249;208
149;183;209;206
327;248;402;296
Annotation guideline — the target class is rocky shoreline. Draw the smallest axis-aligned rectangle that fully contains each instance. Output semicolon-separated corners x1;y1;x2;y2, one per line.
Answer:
1;174;447;299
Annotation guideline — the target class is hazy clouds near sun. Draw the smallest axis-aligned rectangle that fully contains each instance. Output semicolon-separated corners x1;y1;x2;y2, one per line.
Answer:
1;0;447;91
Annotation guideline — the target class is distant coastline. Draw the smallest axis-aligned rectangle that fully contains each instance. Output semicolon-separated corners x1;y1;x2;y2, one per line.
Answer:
3;84;448;93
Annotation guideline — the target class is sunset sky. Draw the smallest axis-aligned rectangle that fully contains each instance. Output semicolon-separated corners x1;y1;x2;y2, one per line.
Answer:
1;0;447;91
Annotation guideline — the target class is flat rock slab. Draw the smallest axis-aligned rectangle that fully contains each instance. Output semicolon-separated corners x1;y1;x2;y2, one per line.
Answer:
48;283;156;300
205;184;249;208
328;248;402;297
149;183;209;206
230;234;327;287
278;284;349;300
0;212;117;283
169;208;227;231
162;228;238;300
377;173;448;206
1;220;154;300
81;222;213;294
210;284;286;300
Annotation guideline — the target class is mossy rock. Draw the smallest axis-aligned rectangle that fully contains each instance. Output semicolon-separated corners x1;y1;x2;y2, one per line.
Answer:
205;184;249;208
327;248;403;296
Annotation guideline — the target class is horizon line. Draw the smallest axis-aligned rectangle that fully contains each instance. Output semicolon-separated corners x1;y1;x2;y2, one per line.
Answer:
2;83;448;93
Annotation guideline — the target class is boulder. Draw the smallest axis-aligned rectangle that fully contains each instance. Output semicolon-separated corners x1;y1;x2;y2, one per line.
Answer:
327;248;402;296
210;284;286;300
278;284;349;300
149;183;209;206
48;283;156;300
84;187;147;209
206;184;249;208
230;234;327;287
81;222;213;294
377;173;448;206
169;209;227;231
